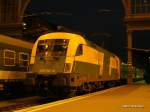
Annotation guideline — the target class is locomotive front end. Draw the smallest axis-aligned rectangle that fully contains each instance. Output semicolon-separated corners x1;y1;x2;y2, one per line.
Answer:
28;36;74;96
28;32;86;96
30;39;69;75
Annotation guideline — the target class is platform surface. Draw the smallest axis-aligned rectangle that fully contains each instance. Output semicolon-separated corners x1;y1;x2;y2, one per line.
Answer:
16;82;150;112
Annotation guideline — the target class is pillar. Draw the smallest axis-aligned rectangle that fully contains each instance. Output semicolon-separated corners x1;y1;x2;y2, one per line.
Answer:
127;30;133;84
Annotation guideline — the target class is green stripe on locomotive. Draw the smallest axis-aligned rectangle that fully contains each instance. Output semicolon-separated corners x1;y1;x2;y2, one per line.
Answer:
72;61;99;75
30;56;66;74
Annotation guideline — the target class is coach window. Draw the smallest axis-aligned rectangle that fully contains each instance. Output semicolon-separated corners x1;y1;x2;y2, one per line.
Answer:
75;44;83;56
4;49;16;66
19;52;29;67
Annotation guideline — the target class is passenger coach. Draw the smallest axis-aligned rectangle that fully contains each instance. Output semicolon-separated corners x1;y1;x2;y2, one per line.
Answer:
0;34;32;94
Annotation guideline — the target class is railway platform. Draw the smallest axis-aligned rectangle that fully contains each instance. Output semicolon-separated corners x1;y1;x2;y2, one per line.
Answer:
16;81;150;112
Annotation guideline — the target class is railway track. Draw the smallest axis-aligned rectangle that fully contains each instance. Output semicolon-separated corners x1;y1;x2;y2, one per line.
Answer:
0;96;58;112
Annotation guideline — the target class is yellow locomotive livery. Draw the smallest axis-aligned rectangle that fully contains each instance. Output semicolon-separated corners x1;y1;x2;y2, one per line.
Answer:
29;32;120;96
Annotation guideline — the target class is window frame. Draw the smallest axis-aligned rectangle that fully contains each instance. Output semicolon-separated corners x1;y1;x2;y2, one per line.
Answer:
19;52;29;67
37;39;69;56
4;49;16;66
75;44;83;56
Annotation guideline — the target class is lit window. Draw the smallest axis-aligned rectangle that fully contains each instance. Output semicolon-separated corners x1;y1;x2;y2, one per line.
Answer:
19;52;29;67
4;49;16;66
131;0;150;14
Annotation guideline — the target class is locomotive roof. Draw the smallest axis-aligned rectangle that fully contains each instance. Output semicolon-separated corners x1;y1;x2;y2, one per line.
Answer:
86;39;118;57
37;32;119;58
0;34;33;49
37;32;86;43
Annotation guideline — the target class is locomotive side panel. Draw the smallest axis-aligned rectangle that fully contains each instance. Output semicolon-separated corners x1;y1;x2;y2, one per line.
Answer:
109;56;120;80
69;44;100;87
102;51;120;81
101;51;110;80
68;43;120;87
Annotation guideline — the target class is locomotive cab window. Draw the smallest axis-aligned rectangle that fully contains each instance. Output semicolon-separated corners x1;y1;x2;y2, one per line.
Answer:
75;44;83;56
53;39;69;56
37;40;48;53
37;39;69;56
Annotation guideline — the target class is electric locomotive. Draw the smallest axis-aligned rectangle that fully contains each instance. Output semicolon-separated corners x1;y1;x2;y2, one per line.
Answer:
28;32;120;96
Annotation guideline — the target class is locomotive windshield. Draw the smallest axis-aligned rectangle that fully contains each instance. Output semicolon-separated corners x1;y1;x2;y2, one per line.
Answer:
37;39;69;56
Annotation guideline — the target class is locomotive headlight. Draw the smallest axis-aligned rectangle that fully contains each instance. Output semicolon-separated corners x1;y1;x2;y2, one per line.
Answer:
45;51;48;56
64;63;71;73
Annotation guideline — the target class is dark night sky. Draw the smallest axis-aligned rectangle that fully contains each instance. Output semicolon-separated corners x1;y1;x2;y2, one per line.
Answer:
26;0;150;64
